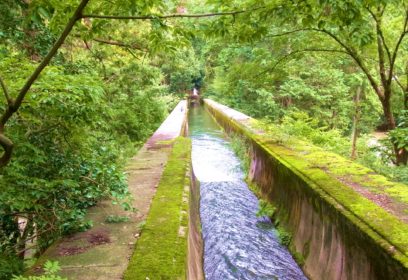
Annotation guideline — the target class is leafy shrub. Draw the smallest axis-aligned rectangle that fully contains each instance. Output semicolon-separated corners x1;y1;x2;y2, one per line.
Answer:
0;53;169;262
12;261;66;280
388;110;408;163
0;253;24;280
389;127;408;150
279;111;352;156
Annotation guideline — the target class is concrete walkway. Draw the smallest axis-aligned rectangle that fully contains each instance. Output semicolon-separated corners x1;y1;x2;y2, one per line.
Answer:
31;101;187;279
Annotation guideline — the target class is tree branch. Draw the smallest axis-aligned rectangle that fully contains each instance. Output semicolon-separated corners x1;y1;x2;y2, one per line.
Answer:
0;74;13;106
93;37;146;51
0;0;90;168
315;28;384;100
0;133;13;167
393;73;408;109
262;27;382;98
81;7;264;20
254;48;350;78
376;20;388;87
366;5;390;87
366;6;391;63
393;75;404;91
124;47;139;59
389;9;408;86
265;29;311;38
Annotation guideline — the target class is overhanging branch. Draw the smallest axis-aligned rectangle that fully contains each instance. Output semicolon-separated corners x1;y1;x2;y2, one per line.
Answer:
81;7;264;20
265;29;312;38
254;48;349;78
393;75;405;91
263;27;381;96
315;28;383;100
93;37;146;51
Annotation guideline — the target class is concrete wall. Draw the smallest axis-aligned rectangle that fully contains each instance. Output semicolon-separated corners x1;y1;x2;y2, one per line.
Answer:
204;99;408;280
187;170;204;280
125;100;203;280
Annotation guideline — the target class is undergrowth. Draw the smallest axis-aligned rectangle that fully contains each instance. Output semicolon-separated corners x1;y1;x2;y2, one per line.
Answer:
229;133;251;175
256;200;276;218
12;261;66;280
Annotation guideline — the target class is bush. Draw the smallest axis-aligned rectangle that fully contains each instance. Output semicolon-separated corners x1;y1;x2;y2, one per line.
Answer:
12;261;66;280
0;54;169;262
279;111;351;156
0;253;24;280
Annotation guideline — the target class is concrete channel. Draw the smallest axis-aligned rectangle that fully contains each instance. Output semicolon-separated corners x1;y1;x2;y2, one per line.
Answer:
203;99;408;280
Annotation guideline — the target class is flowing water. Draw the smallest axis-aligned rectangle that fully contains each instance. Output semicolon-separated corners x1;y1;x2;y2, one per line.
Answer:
189;106;307;280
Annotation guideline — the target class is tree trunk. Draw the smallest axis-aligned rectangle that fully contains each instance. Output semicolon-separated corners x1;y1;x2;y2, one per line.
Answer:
396;149;408;165
351;85;361;159
380;96;396;130
380;90;407;165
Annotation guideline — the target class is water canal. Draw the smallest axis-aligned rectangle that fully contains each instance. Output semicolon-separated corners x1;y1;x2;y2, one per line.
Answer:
188;105;307;280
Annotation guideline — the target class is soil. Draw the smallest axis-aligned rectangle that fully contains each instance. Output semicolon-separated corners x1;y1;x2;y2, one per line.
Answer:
58;246;88;256
56;229;111;256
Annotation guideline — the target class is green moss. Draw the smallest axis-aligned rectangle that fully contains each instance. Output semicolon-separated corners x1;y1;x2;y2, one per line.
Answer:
302;240;311;259
124;137;191;280
385;185;408;204
246;181;261;195
229;133;251;174
256;199;276;218
276;227;292;247
292;251;306;266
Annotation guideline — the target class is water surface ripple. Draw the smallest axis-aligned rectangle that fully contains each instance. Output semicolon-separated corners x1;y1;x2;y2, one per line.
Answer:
189;106;307;280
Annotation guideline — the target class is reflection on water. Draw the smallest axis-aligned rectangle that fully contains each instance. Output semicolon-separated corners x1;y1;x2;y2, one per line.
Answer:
189;106;307;280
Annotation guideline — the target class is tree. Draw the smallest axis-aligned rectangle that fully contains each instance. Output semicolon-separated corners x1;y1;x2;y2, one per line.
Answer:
0;0;90;168
213;0;408;164
283;1;408;164
0;0;255;168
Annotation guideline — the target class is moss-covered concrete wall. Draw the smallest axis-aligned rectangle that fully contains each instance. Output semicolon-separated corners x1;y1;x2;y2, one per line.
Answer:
124;137;203;280
188;170;204;280
204;99;408;280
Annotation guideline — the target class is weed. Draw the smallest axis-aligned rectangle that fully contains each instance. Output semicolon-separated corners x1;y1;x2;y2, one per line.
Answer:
256;200;276;218
105;215;129;223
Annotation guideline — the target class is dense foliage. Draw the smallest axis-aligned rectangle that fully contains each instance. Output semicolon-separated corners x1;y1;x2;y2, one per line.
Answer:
0;1;202;277
190;0;408;177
